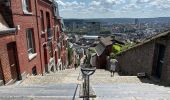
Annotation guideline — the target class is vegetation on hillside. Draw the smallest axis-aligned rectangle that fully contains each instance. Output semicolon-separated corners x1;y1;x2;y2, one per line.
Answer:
111;43;135;58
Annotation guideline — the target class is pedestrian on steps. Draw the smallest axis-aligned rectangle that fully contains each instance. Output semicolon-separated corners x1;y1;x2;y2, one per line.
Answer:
110;59;118;77
74;63;77;70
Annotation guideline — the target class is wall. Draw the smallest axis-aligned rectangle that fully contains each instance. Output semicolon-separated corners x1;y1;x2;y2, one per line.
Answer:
116;41;155;76
10;0;42;77
0;35;15;84
161;36;170;84
36;0;56;73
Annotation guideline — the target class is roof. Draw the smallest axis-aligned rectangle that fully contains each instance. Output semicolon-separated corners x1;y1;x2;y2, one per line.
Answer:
104;36;113;41
100;36;113;46
117;31;170;55
82;35;99;39
95;43;105;56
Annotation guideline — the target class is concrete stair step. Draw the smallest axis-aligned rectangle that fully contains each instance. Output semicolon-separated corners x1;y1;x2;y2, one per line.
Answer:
92;83;170;99
0;84;80;100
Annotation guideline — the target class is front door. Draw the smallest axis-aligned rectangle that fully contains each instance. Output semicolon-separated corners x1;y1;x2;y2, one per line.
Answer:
7;42;19;81
43;45;48;72
152;44;166;78
0;60;4;83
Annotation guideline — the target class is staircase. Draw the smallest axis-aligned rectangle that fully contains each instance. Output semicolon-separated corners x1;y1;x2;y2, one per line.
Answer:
90;69;170;100
0;83;81;100
93;83;170;100
0;68;170;100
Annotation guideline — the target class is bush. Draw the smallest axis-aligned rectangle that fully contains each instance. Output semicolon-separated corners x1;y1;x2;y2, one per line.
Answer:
112;44;121;54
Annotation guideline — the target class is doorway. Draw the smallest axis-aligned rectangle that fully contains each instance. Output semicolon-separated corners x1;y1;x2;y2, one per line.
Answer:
0;60;4;84
32;66;37;76
43;45;48;73
152;44;166;78
7;42;20;82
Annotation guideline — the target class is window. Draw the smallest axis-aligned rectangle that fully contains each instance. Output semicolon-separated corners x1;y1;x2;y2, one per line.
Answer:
22;0;32;13
26;29;35;55
40;10;45;32
32;66;37;76
58;47;61;59
46;12;51;28
48;42;53;57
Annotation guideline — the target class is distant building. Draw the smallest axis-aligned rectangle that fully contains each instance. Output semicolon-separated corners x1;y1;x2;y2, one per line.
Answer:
87;22;101;35
82;35;100;40
95;37;113;69
135;18;139;25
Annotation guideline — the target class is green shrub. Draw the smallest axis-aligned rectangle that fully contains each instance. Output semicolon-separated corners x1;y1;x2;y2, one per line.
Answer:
112;45;121;54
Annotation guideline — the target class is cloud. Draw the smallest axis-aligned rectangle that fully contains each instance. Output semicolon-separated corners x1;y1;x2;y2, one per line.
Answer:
90;1;101;6
136;0;153;4
122;4;140;11
136;0;170;10
55;0;65;6
56;0;170;18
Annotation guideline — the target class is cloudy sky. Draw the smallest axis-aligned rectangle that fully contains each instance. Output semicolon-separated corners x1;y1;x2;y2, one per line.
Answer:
56;0;170;18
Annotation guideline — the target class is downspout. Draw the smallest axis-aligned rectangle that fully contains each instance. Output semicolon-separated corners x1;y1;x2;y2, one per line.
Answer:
34;0;44;75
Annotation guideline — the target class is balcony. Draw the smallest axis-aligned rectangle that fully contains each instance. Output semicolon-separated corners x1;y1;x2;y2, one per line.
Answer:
47;28;53;41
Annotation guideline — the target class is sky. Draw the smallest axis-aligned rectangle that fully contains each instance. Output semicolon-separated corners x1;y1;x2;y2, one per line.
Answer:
55;0;170;18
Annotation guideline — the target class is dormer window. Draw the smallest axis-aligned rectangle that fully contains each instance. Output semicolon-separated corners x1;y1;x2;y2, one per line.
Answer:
22;0;32;14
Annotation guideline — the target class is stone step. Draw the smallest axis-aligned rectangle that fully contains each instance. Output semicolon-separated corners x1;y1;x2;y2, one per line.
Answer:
0;84;81;100
92;83;170;99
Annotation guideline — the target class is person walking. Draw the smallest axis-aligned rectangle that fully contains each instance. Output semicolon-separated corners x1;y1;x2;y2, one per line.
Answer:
110;59;118;77
74;63;77;70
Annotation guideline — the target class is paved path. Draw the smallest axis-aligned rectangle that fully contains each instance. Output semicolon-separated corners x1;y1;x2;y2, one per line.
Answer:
91;69;170;100
21;68;81;86
91;69;143;84
93;83;170;100
0;68;170;100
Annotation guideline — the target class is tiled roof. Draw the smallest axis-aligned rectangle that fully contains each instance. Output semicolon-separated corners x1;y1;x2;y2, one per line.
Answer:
95;43;105;56
100;36;113;46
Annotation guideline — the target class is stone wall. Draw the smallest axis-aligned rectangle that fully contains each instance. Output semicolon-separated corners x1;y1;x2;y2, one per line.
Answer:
116;34;170;85
161;37;170;84
116;41;155;76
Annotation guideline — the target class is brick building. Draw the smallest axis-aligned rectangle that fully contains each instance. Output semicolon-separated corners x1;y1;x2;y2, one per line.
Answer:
0;0;67;85
36;0;67;73
95;37;113;69
116;31;170;85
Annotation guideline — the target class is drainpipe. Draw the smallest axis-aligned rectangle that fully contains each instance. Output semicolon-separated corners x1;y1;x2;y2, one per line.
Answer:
34;0;44;75
0;28;16;35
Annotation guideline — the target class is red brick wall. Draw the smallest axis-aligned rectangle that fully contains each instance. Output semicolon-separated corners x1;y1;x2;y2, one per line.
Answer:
0;35;15;83
36;0;56;72
10;0;42;75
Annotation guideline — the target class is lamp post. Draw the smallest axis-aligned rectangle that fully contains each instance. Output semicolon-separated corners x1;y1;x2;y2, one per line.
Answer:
81;66;96;100
80;49;97;100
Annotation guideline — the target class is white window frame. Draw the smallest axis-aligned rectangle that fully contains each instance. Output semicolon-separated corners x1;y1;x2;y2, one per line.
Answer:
22;0;32;14
26;29;37;60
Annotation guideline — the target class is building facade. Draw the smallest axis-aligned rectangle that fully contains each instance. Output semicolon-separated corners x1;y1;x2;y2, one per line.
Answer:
0;0;67;85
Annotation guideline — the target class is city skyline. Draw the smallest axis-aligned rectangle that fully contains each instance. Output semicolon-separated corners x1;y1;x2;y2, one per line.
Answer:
56;0;170;18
